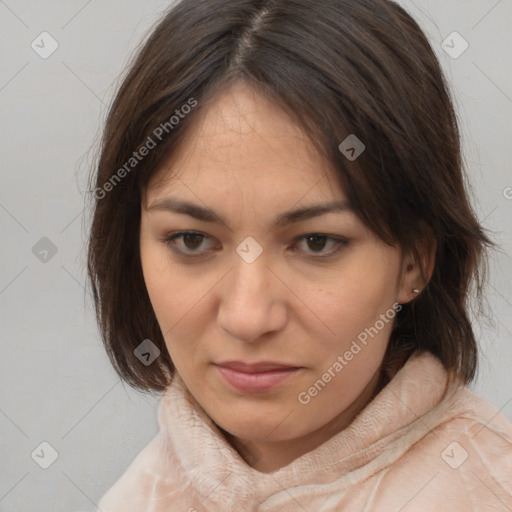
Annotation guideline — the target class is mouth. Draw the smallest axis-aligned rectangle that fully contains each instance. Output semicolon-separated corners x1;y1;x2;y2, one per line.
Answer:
213;361;303;393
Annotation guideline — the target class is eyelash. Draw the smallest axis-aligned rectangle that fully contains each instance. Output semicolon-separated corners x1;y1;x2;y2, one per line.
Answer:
161;231;349;260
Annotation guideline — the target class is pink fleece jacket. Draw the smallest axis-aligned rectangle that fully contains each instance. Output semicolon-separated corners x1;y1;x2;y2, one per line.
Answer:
95;352;512;511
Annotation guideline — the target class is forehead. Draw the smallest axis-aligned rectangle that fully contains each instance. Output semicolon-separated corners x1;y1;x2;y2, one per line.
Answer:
145;81;344;204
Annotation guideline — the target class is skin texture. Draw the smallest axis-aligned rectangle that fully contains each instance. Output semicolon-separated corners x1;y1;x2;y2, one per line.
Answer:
139;80;426;472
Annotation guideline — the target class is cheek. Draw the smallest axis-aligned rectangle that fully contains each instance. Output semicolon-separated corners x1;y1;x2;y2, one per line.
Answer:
141;250;175;321
295;276;399;420
140;245;196;342
300;259;400;349
316;259;399;386
140;247;216;371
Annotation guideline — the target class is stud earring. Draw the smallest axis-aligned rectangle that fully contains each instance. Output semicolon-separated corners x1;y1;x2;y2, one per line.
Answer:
412;288;420;294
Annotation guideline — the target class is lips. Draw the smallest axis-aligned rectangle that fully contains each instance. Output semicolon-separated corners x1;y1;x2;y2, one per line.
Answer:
216;361;299;372
213;361;302;393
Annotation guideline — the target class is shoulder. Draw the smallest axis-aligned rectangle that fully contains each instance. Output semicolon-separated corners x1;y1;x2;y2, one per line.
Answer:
95;434;167;512
442;385;512;477
376;386;512;510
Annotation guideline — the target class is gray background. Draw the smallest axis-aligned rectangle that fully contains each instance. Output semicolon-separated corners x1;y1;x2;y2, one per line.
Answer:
0;1;511;511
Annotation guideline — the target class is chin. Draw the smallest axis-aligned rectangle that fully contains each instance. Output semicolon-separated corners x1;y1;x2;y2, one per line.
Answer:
211;404;310;443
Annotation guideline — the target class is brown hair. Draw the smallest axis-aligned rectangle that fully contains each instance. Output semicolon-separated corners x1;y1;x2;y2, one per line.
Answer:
86;0;492;394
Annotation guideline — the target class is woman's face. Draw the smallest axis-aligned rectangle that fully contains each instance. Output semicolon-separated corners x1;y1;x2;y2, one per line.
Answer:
140;81;417;466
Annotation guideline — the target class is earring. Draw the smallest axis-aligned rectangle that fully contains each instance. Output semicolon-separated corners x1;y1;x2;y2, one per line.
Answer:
412;288;420;294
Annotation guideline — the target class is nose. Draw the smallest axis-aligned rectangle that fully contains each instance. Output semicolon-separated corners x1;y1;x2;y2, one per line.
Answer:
216;256;287;343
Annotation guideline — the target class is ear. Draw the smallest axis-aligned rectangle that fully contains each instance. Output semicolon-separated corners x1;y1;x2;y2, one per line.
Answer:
397;232;436;305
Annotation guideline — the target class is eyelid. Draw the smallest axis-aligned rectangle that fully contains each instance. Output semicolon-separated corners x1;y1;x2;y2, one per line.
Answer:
161;231;349;259
162;231;217;258
291;234;349;259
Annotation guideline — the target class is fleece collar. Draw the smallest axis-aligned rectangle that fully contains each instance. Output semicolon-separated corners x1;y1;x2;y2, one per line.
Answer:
157;351;454;507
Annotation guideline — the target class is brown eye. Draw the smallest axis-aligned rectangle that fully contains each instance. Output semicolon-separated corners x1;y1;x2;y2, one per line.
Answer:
182;233;204;250
294;233;349;259
305;235;328;252
162;231;214;257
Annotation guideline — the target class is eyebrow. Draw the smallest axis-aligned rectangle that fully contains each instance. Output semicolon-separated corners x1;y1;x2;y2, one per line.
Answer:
146;198;353;230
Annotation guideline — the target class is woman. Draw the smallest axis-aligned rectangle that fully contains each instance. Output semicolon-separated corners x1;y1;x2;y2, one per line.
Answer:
86;0;512;510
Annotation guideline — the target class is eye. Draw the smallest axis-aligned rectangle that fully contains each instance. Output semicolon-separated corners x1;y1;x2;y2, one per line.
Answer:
162;231;216;257
293;234;348;259
161;231;349;260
